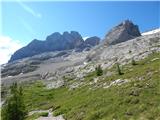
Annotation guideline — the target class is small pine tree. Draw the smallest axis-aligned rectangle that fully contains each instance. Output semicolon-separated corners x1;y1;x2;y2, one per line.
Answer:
116;63;123;75
2;83;27;120
129;50;132;54
131;57;137;65
95;65;103;76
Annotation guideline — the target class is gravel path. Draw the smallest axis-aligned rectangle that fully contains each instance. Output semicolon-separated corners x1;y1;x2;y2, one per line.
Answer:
29;109;65;120
36;115;65;120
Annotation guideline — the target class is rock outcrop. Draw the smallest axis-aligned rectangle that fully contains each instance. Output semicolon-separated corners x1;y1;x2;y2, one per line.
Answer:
9;31;100;62
84;36;100;46
103;20;141;45
75;36;100;52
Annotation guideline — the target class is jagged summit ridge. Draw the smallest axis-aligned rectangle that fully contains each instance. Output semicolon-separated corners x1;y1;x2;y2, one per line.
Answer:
9;31;100;62
9;20;142;63
104;20;141;45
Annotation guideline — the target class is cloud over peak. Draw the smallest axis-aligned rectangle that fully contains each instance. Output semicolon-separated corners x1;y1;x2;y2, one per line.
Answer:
0;36;23;64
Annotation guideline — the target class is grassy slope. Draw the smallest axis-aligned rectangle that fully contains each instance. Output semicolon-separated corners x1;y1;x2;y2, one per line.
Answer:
23;52;160;120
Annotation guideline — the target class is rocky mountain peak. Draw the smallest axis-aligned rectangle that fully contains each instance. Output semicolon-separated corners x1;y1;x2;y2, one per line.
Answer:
122;20;132;25
46;32;61;41
84;36;100;46
8;31;100;63
104;20;141;45
70;31;82;39
63;31;70;35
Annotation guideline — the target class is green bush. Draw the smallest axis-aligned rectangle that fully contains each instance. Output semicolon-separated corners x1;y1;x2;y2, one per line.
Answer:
131;57;137;65
95;65;103;76
116;63;123;75
40;112;48;117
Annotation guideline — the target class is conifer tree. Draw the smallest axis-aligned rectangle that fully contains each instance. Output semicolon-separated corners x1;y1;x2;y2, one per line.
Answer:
131;57;137;65
116;63;123;75
95;65;103;76
2;83;27;120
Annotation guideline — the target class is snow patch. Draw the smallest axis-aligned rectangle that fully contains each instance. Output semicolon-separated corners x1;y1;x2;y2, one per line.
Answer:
142;28;160;36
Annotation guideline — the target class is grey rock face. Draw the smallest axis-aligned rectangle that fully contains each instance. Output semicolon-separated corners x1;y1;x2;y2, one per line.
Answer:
104;20;141;45
75;36;100;52
84;36;100;46
1;63;38;78
1;48;89;86
2;50;73;78
86;31;160;66
9;31;100;62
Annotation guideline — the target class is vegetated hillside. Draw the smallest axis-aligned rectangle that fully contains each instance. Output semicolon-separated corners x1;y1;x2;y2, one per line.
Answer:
21;52;160;120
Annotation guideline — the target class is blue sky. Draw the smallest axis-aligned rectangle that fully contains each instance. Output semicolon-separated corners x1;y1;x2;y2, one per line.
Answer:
2;1;160;45
0;1;159;64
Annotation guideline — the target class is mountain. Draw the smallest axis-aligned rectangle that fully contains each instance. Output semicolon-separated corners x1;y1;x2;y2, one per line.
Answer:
103;20;141;45
75;36;100;52
1;20;160;120
84;36;100;46
2;21;159;85
8;20;141;63
8;31;100;63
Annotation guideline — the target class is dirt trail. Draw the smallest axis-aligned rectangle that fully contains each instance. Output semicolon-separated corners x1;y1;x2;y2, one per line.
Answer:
37;115;65;120
29;109;65;120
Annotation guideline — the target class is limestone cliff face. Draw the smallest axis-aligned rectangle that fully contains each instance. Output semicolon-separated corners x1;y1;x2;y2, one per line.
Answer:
103;20;141;45
84;36;100;46
9;31;100;62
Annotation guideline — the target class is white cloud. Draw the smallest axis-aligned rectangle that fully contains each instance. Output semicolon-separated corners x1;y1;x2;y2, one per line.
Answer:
17;0;42;18
0;36;23;64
